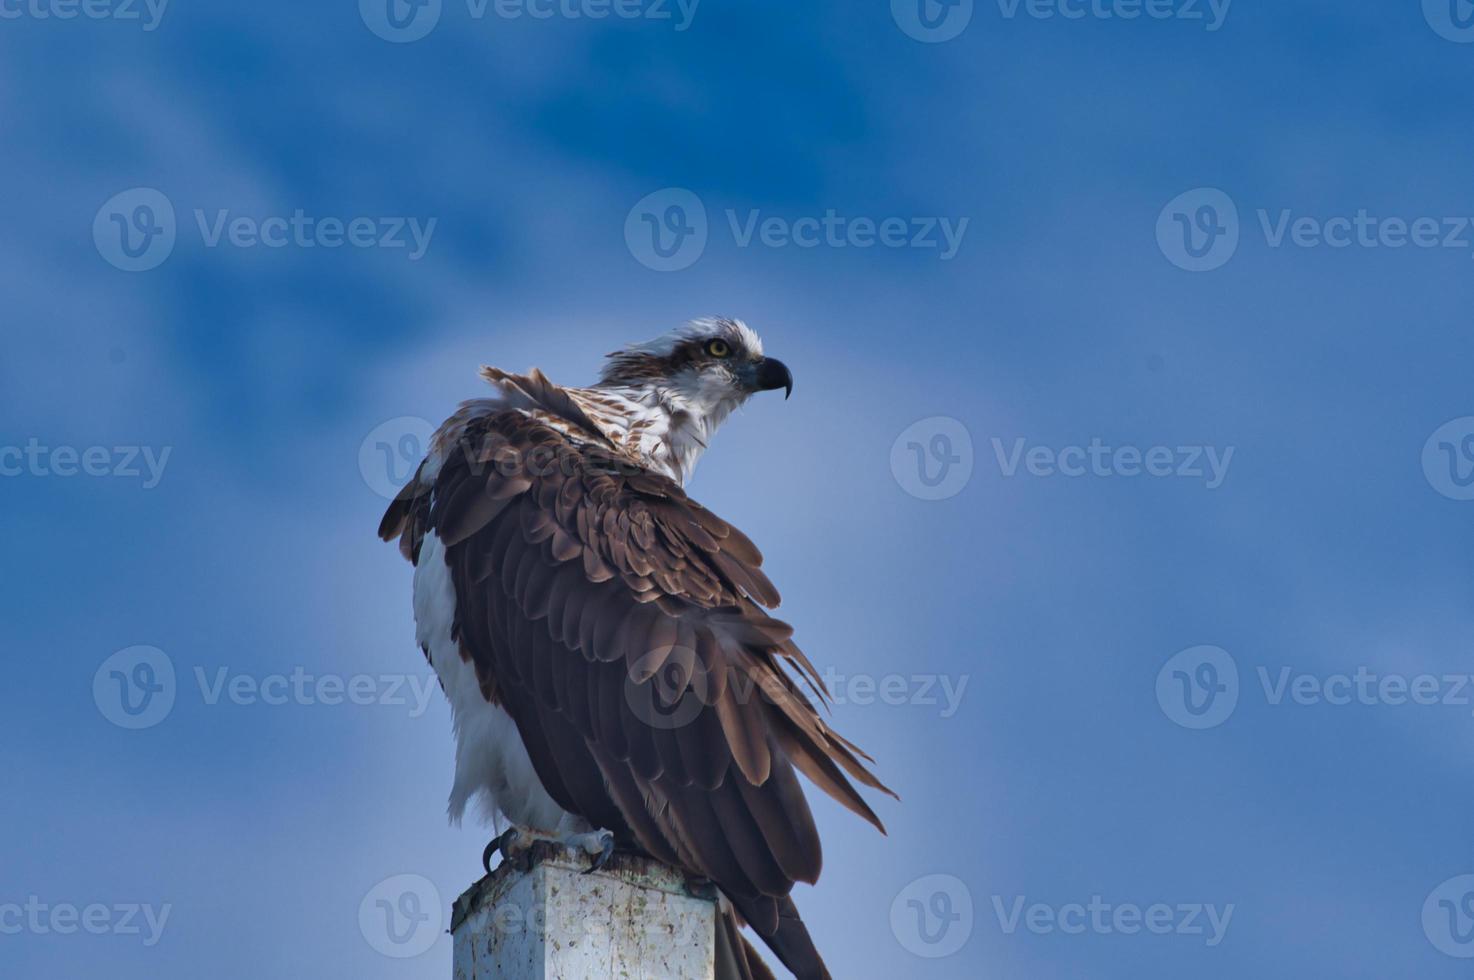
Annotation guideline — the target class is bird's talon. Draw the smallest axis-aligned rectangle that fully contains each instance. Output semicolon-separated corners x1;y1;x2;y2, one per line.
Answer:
583;833;617;874
482;828;516;875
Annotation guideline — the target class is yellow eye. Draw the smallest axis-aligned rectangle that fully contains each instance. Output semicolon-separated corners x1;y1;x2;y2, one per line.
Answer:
706;339;731;358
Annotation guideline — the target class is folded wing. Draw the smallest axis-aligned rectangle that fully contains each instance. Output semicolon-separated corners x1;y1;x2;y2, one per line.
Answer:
381;389;894;976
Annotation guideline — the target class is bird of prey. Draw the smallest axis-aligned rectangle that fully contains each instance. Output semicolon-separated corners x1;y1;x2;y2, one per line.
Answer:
379;317;893;979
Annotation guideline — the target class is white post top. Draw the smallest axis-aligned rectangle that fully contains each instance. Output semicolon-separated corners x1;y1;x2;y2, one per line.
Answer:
451;841;718;980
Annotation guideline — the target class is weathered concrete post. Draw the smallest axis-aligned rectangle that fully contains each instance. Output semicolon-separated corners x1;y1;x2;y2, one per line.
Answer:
451;841;718;979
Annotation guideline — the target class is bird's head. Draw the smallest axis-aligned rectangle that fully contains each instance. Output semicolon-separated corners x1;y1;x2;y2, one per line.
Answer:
596;317;793;414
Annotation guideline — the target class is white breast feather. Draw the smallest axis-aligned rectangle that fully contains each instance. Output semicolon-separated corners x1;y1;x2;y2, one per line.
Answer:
414;529;572;832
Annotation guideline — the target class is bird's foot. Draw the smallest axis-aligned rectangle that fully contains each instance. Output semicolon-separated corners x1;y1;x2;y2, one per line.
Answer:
484;826;551;874
482;826;615;875
567;829;617;874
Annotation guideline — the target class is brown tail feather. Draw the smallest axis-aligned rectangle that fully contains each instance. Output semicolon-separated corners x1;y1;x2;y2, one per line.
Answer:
728;893;831;980
716;906;779;980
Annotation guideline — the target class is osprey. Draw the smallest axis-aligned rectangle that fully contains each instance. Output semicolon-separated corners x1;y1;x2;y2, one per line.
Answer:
379;318;893;980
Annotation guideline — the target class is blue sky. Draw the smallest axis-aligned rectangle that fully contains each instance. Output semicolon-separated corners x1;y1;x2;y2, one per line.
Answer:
4;1;1474;977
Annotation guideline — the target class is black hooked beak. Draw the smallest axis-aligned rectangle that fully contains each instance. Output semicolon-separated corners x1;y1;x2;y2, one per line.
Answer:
750;357;794;399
